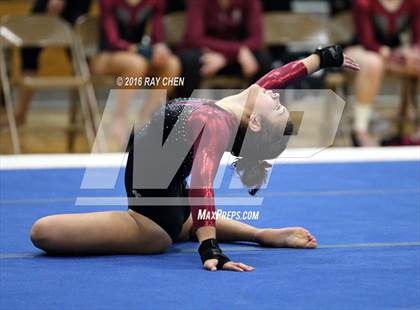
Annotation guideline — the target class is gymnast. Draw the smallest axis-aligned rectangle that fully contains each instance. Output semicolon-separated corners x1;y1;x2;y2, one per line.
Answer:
30;46;360;272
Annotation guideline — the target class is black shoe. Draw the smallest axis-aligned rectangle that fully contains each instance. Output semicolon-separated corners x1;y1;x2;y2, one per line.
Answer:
350;131;360;147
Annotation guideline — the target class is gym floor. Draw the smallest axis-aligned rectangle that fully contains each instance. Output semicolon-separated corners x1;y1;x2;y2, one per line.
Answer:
1;147;419;310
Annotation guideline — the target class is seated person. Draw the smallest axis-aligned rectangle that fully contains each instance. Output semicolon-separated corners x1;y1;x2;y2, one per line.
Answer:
165;0;185;13
261;0;292;11
177;0;272;97
345;0;420;146
90;0;181;146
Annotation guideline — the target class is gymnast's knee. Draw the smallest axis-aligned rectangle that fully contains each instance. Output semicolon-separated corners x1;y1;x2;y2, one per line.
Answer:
30;216;56;251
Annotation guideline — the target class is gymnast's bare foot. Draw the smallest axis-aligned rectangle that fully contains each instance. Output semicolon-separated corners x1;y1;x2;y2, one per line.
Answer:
256;227;317;249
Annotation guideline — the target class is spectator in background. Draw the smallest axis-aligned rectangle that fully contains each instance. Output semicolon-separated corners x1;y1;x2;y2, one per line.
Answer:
90;0;181;146
346;0;420;146
327;0;351;16
165;0;185;13
10;0;92;127
177;0;272;97
261;0;292;11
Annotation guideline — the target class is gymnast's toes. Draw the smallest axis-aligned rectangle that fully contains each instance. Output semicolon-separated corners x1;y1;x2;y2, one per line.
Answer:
257;227;317;249
285;227;317;249
306;233;317;249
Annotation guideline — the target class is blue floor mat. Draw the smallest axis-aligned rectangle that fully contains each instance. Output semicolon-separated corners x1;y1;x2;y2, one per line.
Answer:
1;161;419;309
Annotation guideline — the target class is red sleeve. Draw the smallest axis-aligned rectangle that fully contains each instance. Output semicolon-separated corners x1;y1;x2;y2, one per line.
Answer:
185;0;262;62
99;0;131;51
412;0;420;46
187;112;230;228
151;0;164;44
255;60;308;90
353;0;382;52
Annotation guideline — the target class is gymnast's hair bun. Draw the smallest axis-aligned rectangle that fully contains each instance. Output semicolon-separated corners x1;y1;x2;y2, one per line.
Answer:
233;158;272;196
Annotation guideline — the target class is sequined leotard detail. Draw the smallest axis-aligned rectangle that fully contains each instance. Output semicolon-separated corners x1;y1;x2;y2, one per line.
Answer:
126;60;308;233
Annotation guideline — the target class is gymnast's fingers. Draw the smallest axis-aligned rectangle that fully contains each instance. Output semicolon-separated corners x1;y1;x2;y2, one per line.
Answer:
343;56;359;68
344;62;360;71
343;55;360;71
223;261;254;272
222;261;245;272
344;54;360;67
235;262;255;271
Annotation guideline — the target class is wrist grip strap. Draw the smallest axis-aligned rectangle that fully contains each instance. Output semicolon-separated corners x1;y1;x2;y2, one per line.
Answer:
314;45;344;69
198;238;230;270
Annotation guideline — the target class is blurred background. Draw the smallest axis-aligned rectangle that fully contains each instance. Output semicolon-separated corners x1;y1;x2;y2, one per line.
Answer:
0;0;418;154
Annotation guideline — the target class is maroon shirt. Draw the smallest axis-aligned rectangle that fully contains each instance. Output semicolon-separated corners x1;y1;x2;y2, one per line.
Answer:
353;0;420;52
99;0;165;51
182;0;263;62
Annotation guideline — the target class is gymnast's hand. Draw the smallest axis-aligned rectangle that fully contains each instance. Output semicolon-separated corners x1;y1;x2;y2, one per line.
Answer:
314;45;360;71
342;54;360;71
198;238;254;272
204;259;255;272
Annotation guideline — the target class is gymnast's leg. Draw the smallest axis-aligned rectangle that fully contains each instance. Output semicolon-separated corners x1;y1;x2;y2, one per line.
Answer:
178;215;317;248
30;210;172;255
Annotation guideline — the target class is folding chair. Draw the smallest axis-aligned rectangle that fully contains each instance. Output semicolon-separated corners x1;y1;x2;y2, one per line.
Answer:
265;12;352;94
264;12;330;48
325;12;354;94
386;63;419;141
0;15;106;153
75;15;115;88
322;12;355;145
263;12;342;145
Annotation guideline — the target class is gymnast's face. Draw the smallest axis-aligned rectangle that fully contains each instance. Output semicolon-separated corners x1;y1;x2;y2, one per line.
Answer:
248;88;290;133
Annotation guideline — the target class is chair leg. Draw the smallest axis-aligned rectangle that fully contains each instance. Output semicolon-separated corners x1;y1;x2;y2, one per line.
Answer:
77;85;97;151
341;83;353;147
84;82;107;152
67;90;79;152
3;89;20;154
410;78;419;132
398;78;411;137
72;37;107;152
0;48;20;153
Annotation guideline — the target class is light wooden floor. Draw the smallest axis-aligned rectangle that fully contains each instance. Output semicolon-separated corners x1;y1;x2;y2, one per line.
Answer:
0;109;90;154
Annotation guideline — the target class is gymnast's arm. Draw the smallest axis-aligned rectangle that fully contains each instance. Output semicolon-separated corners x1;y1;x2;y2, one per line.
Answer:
187;115;254;271
255;46;360;90
187;54;326;225
187;116;226;242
